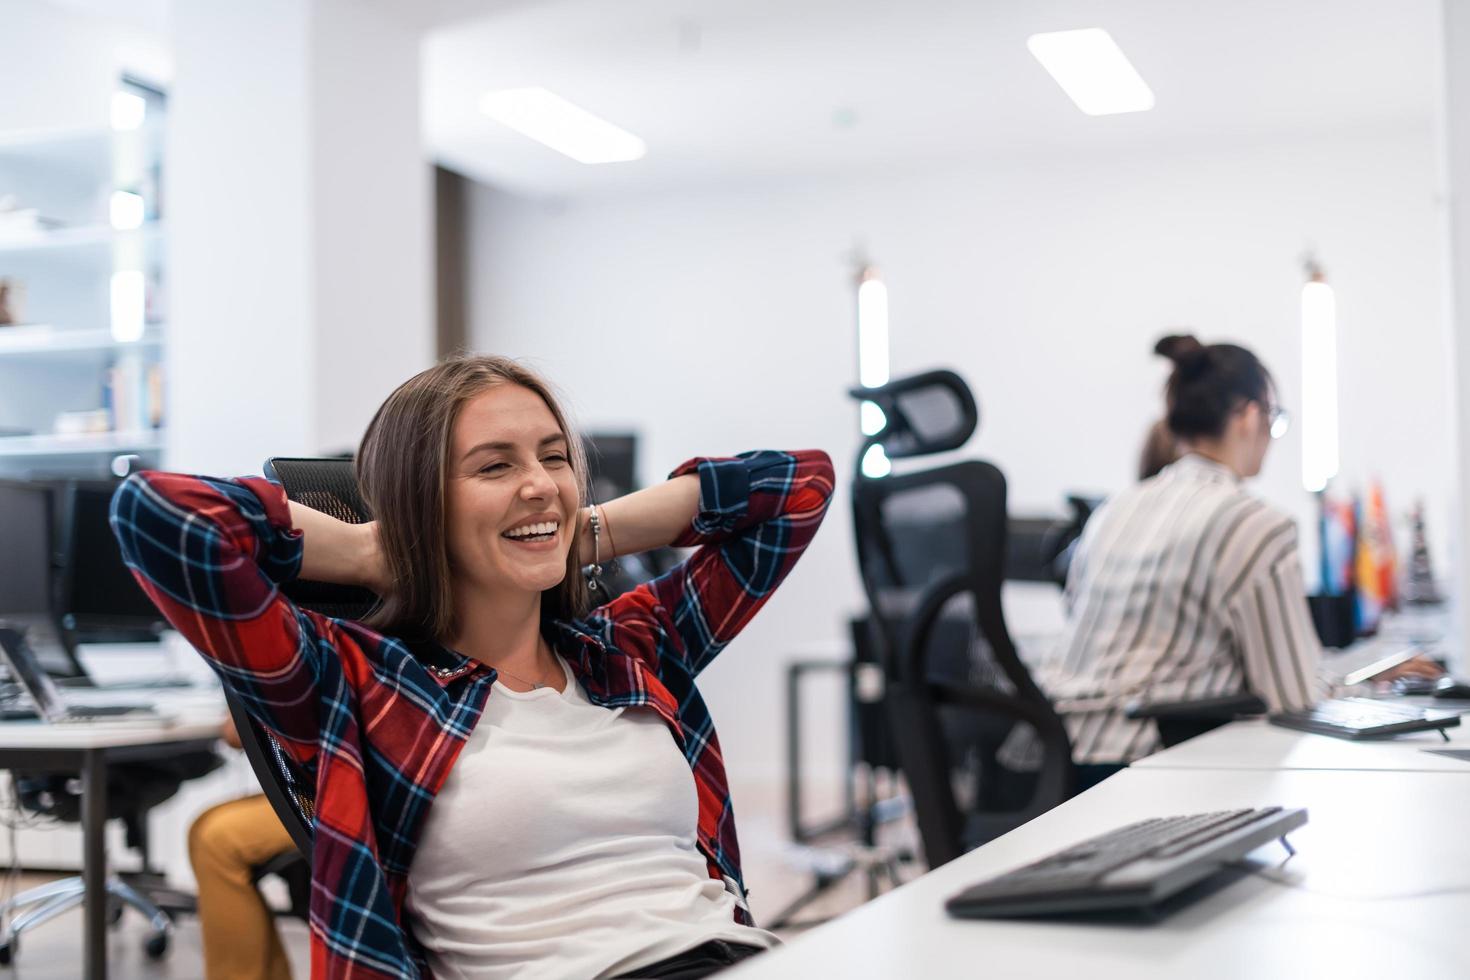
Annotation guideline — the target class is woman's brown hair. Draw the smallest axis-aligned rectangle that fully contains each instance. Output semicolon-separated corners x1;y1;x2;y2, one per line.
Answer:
355;354;590;641
1137;418;1180;481
1155;333;1273;440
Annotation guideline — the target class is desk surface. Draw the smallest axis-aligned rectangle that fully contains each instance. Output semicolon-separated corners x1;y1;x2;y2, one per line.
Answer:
0;688;225;750
1133;715;1470;773
731;767;1470;979
0;714;223;749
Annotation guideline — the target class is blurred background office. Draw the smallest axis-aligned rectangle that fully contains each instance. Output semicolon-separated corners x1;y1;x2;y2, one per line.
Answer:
3;0;1470;975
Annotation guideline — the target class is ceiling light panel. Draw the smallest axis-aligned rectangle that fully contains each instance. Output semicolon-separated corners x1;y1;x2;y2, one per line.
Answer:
479;87;646;164
1026;29;1155;116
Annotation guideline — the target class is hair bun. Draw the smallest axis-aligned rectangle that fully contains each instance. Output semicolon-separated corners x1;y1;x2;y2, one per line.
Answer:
1155;334;1211;381
1154;334;1204;362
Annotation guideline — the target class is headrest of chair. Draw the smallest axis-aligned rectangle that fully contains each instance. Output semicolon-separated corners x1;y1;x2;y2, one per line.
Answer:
848;369;978;459
263;456;378;621
263;457;370;524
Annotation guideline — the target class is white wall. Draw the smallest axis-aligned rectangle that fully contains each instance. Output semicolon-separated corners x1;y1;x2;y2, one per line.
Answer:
309;0;435;454
168;0;434;475
464;127;1452;786
0;0;163;134
1439;0;1470;665
167;0;315;473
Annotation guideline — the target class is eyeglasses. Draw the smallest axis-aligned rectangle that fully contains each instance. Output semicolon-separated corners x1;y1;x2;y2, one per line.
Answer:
1267;405;1290;440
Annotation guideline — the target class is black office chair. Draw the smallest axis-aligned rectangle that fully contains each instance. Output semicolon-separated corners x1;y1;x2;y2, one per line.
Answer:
850;370;1077;870
1;752;220;963
260;457;379;623
1006;495;1102;587
1125;693;1269;748
210;457;381;925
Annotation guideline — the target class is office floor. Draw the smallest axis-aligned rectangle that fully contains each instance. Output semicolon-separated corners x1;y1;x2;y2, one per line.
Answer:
0;867;876;978
0;870;312;979
0;783;916;977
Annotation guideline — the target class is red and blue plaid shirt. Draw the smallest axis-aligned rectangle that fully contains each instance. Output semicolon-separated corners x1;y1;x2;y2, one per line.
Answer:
111;449;833;979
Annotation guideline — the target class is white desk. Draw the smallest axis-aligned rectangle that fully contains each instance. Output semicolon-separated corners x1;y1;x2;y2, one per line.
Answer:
1133;715;1470;773
730;767;1470;979
0;707;226;980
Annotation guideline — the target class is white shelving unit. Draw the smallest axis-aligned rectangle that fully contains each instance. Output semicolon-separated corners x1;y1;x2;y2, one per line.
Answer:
0;80;167;479
0;325;162;356
0;430;165;457
0;220;162;255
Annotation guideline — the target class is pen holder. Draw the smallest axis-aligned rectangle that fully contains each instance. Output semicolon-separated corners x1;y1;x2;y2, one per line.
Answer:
1308;592;1358;649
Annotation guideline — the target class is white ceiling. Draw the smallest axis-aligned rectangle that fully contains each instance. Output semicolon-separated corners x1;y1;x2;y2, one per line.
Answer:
423;0;1441;199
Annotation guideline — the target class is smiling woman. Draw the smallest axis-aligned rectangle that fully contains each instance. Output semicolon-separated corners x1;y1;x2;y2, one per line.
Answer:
355;356;594;647
110;353;835;980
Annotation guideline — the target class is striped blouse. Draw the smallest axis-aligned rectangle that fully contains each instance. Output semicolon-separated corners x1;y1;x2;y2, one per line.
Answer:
1037;454;1328;764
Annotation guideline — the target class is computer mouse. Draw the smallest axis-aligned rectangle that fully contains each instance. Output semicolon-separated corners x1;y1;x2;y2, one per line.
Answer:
1432;676;1470;700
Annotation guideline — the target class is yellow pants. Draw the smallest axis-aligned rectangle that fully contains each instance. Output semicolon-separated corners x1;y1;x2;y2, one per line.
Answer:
188;794;298;980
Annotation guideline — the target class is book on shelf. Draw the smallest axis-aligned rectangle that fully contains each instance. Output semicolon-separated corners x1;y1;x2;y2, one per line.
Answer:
104;355;165;434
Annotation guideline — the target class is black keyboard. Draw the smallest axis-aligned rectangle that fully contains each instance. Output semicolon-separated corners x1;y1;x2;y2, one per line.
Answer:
66;704;153;719
1270;698;1461;739
946;806;1307;919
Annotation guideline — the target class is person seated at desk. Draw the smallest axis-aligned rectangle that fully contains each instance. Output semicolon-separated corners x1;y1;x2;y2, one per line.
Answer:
112;355;834;980
1037;334;1437;766
189;716;297;980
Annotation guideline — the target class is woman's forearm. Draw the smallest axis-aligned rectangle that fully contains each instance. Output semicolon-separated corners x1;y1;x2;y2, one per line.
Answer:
578;474;700;563
289;501;385;591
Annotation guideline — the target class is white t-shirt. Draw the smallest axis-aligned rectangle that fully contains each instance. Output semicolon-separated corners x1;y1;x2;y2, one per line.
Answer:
407;656;777;979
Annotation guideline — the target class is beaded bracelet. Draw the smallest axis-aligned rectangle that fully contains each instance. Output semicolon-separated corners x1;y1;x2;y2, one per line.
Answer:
584;505;603;594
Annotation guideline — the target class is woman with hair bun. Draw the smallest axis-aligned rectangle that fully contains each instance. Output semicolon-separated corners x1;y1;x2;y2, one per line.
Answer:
1036;334;1435;768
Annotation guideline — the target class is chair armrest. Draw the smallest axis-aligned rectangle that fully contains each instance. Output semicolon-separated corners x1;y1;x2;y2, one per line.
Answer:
1124;693;1268;721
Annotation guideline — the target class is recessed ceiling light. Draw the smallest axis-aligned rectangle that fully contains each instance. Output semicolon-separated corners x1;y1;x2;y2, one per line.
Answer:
479;87;646;164
1026;29;1155;116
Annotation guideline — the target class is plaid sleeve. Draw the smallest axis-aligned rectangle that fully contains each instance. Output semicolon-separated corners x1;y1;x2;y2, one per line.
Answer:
602;449;834;677
110;471;325;757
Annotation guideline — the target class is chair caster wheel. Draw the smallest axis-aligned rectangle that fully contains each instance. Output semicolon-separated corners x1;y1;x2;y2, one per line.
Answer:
144;931;169;960
0;936;16;965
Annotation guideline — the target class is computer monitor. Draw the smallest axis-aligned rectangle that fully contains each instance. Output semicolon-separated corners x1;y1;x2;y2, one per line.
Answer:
0;480;54;620
579;433;676;589
55;481;165;643
0;480;84;678
583;432;638;500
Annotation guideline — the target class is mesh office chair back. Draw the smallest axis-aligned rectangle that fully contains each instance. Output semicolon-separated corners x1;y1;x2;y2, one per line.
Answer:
224;457;378;858
261;458;379;622
851;371;1076;869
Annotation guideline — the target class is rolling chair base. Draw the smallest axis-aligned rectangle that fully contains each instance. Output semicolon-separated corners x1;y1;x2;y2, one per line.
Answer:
0;874;173;964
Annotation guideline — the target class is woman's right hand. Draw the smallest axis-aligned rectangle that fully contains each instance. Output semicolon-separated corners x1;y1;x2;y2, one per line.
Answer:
1372;655;1444;683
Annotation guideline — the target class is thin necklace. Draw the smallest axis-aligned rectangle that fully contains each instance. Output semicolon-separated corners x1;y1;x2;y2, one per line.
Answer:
492;644;559;691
